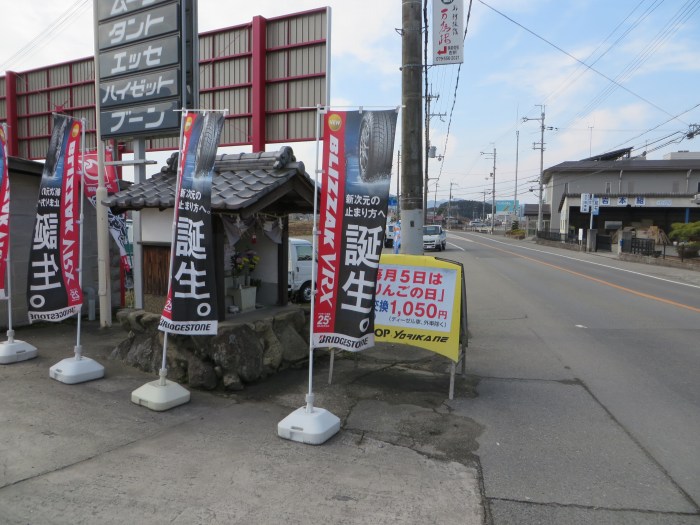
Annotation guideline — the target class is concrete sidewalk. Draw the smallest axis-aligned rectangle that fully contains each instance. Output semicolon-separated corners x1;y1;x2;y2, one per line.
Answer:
0;320;484;525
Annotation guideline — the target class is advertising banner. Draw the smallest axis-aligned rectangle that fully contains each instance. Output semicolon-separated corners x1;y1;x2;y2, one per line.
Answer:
433;0;464;65
26;115;84;323
82;148;132;271
495;199;519;214
159;111;224;336
374;254;462;362
0;125;10;299
314;110;398;352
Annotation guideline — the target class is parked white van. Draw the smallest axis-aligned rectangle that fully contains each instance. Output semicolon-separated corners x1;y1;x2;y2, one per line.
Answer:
288;237;314;302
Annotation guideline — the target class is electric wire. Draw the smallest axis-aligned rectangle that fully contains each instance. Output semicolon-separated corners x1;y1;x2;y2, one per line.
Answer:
0;0;90;73
563;0;700;131
478;0;684;123
543;0;663;109
432;0;474;186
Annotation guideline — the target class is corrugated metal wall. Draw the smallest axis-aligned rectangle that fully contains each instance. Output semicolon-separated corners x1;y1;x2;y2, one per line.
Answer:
0;7;328;158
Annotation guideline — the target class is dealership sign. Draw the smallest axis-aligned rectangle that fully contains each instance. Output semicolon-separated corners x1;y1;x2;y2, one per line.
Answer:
95;0;197;139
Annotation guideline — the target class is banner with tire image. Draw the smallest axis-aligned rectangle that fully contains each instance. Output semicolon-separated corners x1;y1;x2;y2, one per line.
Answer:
159;111;224;336
26;115;84;323
314;109;398;352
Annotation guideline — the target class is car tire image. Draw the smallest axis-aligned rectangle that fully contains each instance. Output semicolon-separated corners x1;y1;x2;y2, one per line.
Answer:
194;114;221;179
358;111;395;182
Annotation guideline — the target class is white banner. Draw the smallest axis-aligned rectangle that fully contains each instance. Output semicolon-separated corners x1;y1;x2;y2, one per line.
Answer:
433;0;464;65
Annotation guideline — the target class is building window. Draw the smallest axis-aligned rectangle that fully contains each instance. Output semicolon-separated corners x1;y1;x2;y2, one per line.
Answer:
672;181;680;193
605;182;611;194
564;182;569;194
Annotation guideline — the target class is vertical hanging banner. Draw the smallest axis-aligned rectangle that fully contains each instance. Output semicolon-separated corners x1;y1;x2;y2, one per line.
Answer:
82;148;132;271
0;125;10;299
26;115;83;322
314;110;398;351
433;0;464;65
159;111;224;336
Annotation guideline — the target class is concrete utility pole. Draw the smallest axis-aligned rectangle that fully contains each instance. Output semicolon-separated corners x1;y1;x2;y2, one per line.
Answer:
523;105;546;233
424;91;445;222
447;180;457;228
396;149;401;219
513;130;519;226
433;181;439;223
481;148;496;233
401;0;424;254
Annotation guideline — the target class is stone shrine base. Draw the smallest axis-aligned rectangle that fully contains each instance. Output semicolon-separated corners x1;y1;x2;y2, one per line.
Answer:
111;306;310;392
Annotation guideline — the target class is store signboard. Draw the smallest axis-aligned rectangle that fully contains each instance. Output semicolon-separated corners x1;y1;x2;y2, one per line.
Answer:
98;35;180;79
100;98;181;136
95;0;195;139
98;2;179;49
99;67;180;108
96;0;172;21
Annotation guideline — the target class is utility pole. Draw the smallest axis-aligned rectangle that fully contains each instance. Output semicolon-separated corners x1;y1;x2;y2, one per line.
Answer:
447;182;452;227
447;180;458;229
523;105;546;233
513;130;519;227
481;148;496;233
401;0;423;254
433;181;439;224
424;91;446;222
396;149;401;219
424;92;435;222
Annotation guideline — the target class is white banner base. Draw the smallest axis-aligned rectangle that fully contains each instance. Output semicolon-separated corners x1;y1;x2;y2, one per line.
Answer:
278;406;340;445
0;340;38;364
49;356;105;384
131;379;190;412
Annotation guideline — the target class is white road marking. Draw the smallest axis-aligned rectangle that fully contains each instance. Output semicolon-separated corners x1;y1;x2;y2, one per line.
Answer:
449;232;700;290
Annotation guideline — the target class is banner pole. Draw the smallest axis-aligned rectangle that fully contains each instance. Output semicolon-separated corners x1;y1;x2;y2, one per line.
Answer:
48;117;103;382
5;242;13;343
2;124;14;342
0;120;37;360
131;108;212;411
305;104;324;413
160;109;189;383
73;119;87;360
160;332;169;386
277;105;340;444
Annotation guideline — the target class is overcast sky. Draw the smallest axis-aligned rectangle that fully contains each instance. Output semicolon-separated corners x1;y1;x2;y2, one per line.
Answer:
3;0;700;204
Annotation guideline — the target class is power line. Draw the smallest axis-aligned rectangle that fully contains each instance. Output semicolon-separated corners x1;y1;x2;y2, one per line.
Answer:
543;0;661;108
478;0;682;123
563;0;700;130
433;0;474;185
0;0;90;72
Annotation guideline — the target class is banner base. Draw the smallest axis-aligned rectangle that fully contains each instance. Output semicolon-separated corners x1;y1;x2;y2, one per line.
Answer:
0;340;38;364
50;356;105;384
131;379;190;412
278;406;340;445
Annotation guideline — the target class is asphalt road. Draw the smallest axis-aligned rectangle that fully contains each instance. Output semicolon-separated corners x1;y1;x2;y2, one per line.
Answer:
442;232;700;524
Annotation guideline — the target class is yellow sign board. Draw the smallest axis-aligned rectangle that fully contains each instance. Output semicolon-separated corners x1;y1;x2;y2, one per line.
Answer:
374;254;462;362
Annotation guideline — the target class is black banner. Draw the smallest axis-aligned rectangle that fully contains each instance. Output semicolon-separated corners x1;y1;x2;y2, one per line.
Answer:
159;111;224;335
26;115;84;323
314;110;398;351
